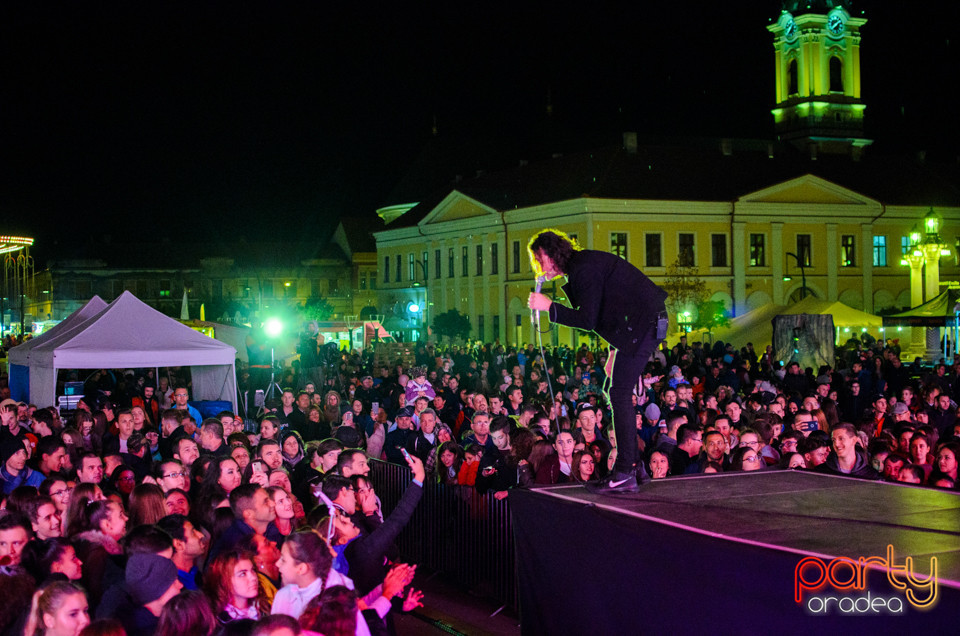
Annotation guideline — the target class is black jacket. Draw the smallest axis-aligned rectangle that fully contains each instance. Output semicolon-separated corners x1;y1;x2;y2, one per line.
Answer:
405;430;436;465
549;250;667;355
814;447;881;480
345;482;423;595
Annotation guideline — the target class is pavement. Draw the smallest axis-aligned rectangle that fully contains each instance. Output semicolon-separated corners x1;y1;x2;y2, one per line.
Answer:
393;568;521;636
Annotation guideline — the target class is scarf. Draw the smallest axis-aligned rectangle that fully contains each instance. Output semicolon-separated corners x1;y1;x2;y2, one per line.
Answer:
223;603;259;621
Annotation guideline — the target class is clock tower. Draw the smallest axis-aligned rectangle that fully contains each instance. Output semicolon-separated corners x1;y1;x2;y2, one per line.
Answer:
767;1;871;157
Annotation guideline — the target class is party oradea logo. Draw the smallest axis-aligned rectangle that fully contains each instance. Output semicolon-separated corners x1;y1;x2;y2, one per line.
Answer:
794;545;938;615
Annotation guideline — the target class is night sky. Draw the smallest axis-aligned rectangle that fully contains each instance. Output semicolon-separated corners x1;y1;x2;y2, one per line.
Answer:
2;1;956;260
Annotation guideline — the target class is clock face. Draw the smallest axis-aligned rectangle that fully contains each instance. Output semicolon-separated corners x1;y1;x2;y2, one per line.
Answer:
785;18;798;39
827;13;844;35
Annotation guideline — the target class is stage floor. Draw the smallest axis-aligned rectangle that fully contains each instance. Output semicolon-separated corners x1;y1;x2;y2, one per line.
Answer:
512;472;960;634
535;470;960;587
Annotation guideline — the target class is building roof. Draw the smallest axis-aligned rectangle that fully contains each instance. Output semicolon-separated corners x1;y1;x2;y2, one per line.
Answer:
336;214;385;253
385;139;960;229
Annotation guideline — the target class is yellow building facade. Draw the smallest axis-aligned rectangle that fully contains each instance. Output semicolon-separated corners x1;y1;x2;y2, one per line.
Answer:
374;176;960;347
374;3;959;349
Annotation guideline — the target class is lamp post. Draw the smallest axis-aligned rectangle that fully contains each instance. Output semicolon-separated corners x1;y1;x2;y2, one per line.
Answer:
410;259;429;341
899;209;952;360
785;252;808;301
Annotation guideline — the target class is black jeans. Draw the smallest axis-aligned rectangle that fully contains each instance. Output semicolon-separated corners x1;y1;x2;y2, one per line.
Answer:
605;321;661;474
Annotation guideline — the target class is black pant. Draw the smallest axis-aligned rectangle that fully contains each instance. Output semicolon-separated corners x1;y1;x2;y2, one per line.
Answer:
605;321;661;474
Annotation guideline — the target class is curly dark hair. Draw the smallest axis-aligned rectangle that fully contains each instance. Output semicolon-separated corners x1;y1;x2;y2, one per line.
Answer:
527;229;579;275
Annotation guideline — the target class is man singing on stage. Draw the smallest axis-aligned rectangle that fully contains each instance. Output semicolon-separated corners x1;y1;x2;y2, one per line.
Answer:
527;229;668;493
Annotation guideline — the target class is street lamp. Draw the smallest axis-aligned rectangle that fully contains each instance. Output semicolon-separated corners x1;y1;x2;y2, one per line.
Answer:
898;208;953;361
785;251;808;300
408;259;429;341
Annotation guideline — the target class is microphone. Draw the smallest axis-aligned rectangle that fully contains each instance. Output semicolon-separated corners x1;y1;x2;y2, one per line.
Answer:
532;275;546;327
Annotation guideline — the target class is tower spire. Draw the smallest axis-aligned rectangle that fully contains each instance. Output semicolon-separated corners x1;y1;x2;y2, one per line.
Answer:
767;3;872;158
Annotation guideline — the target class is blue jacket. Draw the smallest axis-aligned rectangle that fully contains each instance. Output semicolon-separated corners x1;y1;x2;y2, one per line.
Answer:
1;465;45;494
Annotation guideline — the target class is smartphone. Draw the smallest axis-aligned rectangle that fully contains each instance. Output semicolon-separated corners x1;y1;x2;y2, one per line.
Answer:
400;448;413;463
252;461;265;473
372;402;380;416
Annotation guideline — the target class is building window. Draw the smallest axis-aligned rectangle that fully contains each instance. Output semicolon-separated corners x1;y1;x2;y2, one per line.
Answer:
645;234;662;267
476;244;483;276
408;253;415;281
490;243;499;275
841;235;856;267
369;272;376;290
478;315;485;340
395;255;401;282
901;236;910;255
711;234;727;267
435;250;441;280
512;241;521;274
750;234;766;266
461;246;468;277
678;233;695;266
448;248;454;278
359;273;367;290
422;251;429;281
493;315;500;339
384;257;390;283
829;57;843;92
787;59;798;96
872;236;887;267
610;232;627;260
261;280;273;298
797;234;812;267
515;314;522;327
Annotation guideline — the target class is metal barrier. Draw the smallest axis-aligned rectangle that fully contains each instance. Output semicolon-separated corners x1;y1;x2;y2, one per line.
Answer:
370;459;517;610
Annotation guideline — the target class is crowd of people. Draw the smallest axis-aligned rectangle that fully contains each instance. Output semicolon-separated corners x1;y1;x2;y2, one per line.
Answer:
1;330;959;635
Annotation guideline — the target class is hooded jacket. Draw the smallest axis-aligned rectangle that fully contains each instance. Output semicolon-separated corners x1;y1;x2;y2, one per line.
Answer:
814;447;881;480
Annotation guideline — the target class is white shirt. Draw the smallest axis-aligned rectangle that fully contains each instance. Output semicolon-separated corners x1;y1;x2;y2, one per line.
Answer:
271;569;371;636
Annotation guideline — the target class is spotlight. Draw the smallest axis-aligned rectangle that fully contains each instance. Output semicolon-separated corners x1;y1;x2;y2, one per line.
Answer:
264;318;283;337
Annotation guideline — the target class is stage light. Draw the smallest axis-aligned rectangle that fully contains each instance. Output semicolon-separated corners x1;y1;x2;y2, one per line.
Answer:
264;318;283;337
407;302;421;314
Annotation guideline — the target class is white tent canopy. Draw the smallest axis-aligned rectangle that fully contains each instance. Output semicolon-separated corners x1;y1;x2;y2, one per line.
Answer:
8;291;237;410
667;297;884;350
10;295;109;360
